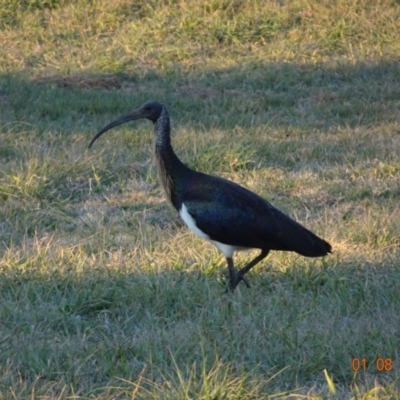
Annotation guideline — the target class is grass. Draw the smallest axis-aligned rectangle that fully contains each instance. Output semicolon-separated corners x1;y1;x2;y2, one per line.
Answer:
0;0;400;398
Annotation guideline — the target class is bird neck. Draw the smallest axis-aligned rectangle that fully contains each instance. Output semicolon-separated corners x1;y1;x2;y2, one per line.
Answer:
154;106;172;148
153;108;189;209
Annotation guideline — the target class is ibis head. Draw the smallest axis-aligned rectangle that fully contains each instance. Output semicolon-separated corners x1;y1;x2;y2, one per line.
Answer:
88;101;163;148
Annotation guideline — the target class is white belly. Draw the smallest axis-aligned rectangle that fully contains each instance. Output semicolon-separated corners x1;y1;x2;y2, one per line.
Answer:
179;203;249;258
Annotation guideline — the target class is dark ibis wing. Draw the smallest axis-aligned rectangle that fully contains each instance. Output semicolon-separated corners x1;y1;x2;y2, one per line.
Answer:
181;173;331;257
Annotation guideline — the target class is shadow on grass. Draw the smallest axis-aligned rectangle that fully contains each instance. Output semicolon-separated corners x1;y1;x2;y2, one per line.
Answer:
0;58;399;133
1;252;399;395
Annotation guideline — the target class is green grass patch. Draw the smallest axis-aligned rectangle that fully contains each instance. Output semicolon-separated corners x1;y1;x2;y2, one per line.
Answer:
0;0;400;398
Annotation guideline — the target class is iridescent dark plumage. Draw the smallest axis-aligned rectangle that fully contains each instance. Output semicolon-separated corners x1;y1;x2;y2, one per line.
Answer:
89;101;332;290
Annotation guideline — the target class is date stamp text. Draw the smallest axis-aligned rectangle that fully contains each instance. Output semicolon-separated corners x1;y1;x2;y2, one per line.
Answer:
352;357;393;372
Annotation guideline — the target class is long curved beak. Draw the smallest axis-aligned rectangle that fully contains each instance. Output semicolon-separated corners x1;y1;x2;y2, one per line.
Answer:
88;109;143;148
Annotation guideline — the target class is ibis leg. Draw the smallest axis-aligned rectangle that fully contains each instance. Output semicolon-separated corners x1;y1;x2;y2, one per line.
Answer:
228;250;270;291
226;257;250;291
226;257;236;289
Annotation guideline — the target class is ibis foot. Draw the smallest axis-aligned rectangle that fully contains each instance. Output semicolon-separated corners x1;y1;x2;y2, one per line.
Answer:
229;272;251;291
226;250;270;291
226;269;251;292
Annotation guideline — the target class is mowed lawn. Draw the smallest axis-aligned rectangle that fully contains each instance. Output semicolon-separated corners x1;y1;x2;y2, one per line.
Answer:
0;0;399;398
